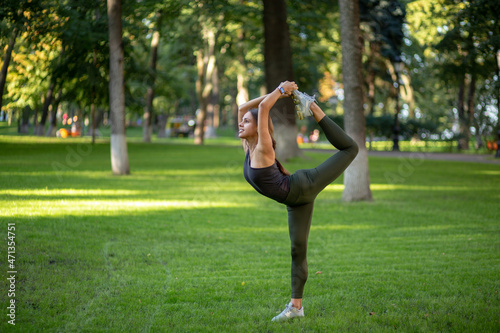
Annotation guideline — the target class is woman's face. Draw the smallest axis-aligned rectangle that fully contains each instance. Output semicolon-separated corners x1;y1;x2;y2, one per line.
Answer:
238;111;257;139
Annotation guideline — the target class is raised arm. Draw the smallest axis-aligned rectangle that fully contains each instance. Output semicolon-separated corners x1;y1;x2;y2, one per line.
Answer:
238;87;289;152
237;81;297;159
237;82;297;126
237;94;268;153
254;81;297;160
238;94;272;125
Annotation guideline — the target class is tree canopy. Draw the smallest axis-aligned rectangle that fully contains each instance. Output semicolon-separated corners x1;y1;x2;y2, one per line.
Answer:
0;0;498;151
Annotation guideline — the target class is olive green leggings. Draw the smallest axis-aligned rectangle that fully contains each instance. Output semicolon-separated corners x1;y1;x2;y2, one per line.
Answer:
283;116;358;299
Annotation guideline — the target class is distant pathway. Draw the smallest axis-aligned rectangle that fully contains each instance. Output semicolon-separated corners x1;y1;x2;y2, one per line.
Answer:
305;149;500;165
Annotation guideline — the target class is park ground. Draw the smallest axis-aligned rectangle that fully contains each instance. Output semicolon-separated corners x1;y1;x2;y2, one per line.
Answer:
0;134;499;332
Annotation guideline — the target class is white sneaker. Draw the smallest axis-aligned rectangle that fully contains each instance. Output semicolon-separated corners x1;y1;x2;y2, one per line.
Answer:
292;90;316;120
271;302;304;322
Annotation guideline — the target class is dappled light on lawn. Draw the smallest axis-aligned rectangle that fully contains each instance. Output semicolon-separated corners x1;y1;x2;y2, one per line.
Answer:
316;183;480;192
311;224;375;231
321;184;344;192
1;195;255;218
367;184;487;191
308;183;480;192
218;221;376;235
472;170;500;176
0;189;144;196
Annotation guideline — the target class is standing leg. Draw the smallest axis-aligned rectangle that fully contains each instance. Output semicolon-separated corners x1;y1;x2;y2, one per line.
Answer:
287;201;315;304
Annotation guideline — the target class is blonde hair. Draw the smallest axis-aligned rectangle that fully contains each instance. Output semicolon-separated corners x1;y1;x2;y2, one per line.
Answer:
249;108;290;176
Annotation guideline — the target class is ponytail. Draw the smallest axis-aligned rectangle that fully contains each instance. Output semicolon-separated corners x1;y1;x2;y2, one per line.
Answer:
276;159;290;176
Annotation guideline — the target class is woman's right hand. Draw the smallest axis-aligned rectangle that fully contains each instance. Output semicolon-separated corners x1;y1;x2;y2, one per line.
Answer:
278;81;298;96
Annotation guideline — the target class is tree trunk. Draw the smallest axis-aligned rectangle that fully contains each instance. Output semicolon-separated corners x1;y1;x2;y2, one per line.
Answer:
86;107;104;137
0;27;18;110
235;29;249;129
211;62;220;129
143;11;162;143
107;0;130;175
194;51;207;144
194;24;216;145
91;10;101;144
46;88;62;137
263;0;299;161
156;113;168;138
36;79;56;136
73;107;83;137
496;50;500;158
33;106;39;132
205;62;219;138
90;100;96;141
236;70;249;106
467;74;477;149
400;74;415;118
457;75;469;150
18;106;31;134
90;47;97;143
236;71;249;131
366;42;377;115
339;0;372;202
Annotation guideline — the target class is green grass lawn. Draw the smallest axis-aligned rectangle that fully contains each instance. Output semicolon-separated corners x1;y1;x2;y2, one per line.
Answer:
0;135;499;332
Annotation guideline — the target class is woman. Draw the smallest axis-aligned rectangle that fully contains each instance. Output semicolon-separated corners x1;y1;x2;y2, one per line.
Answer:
238;81;358;321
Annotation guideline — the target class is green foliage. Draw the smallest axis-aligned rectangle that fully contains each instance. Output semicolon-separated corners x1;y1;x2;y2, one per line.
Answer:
431;0;500;147
329;114;441;140
434;1;495;82
56;1;109;107
1;0;498;142
0;0;48;41
0;137;499;331
360;0;406;60
366;114;395;138
288;1;340;92
404;0;499;147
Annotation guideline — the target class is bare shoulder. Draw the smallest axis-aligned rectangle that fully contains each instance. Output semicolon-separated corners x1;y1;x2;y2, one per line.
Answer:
252;142;275;167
